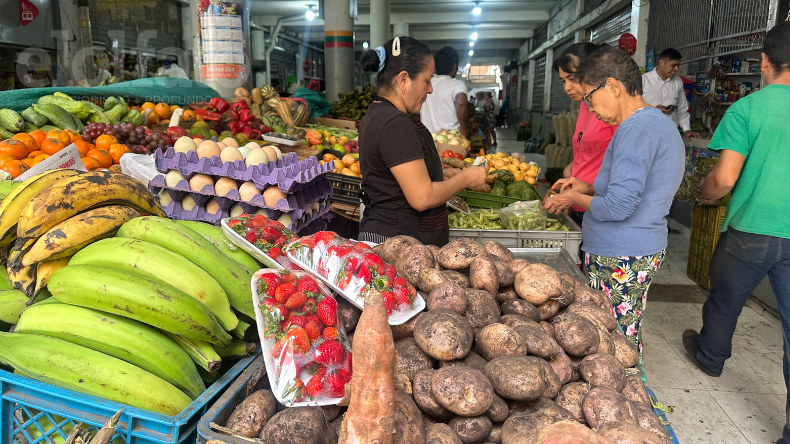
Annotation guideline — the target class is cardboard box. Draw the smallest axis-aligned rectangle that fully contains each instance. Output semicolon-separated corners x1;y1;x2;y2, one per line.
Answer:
17;144;86;181
312;117;358;131
435;142;467;157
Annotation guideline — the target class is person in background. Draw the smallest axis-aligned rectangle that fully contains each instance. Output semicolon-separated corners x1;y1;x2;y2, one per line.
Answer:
681;22;790;444
641;48;700;138
551;42;617;227
543;46;685;360
155;58;189;79
357;37;487;246
469;94;477;108
420;46;469;137
483;92;497;146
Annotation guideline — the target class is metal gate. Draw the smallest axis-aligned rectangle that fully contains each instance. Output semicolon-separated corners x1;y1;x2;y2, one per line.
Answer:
588;6;632;45
532;54;547;111
550;39;575;114
89;0;183;52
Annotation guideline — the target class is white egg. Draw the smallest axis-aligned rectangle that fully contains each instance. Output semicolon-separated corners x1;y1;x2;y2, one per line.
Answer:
271;146;283;160
173;137;197;153
245;142;260;150
254;208;267;216
165;170;185;187
230;203;244;217
182;195;197;211
277;213;292;227
238;146;251;159
158;189;172;206
245;148;269;167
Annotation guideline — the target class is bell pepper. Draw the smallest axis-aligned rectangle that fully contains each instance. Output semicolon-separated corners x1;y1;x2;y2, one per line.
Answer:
188;101;212;110
194;108;221;121
232;101;249;112
209;97;230;114
242;125;261;140
443;150;454;158
239;109;254;124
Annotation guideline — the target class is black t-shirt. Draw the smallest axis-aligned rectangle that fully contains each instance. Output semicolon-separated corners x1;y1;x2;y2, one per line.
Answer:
358;100;447;244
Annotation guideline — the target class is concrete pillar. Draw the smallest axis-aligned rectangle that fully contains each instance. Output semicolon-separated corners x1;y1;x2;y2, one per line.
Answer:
393;22;409;37
543;48;553;113
324;0;355;101
630;0;650;68
516;64;523;108
574;0;586;43
526;59;536;111
54;0;81;85
370;0;391;48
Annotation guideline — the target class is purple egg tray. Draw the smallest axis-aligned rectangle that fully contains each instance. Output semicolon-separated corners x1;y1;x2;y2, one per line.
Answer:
295;215;330;235
154;147;333;193
148;175;333;215
159;198;227;226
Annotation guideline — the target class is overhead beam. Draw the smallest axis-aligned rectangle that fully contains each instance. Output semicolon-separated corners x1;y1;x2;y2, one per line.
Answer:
412;29;533;41
256;9;549;27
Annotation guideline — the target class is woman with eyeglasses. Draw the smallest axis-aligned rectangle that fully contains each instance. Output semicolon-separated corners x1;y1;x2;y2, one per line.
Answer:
551;43;616;226
543;46;685;361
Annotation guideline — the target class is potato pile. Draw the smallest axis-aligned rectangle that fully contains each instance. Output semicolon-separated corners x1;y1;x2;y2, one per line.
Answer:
218;236;670;444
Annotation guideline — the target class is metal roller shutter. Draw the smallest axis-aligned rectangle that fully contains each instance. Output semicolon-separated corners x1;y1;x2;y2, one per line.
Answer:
550;40;575;114
531;54;546;111
588;6;632;46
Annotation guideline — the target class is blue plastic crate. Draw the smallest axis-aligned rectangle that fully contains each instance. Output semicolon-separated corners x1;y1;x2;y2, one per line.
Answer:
1;351;260;444
647;387;680;442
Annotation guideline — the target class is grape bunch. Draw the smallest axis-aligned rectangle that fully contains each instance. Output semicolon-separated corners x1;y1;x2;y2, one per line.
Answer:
82;123;159;154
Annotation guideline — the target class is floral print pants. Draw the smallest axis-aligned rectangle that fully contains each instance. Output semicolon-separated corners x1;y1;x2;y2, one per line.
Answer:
583;250;666;363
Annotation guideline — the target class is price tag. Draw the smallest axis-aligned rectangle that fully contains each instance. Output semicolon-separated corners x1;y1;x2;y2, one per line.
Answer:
472;157;487;167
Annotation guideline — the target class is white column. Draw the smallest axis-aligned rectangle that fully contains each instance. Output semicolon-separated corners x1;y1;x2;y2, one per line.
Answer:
543;48;554;113
324;0;355;101
526;59;536;112
630;0;650;68
574;0;586;43
393;22;409;37
370;0;391;49
516;64;523;109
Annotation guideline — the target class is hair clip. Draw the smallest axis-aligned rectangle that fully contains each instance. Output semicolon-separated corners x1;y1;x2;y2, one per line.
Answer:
375;46;386;72
392;37;401;57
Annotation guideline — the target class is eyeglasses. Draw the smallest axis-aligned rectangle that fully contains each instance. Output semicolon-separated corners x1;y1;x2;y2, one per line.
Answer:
582;81;607;108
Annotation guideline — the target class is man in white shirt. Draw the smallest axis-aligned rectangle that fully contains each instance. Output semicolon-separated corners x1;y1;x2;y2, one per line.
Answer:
642;48;700;138
420;47;469;136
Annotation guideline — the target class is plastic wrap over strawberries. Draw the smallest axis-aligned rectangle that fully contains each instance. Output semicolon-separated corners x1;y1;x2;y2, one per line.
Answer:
251;269;353;406
223;214;301;270
285;231;426;325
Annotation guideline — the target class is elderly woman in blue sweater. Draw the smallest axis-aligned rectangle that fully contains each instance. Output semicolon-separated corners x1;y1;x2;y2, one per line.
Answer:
544;46;685;359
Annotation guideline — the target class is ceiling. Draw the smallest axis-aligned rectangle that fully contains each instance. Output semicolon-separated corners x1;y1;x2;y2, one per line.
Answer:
250;0;557;64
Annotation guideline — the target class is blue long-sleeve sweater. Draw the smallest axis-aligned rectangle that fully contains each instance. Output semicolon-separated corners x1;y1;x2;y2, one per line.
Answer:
582;107;685;257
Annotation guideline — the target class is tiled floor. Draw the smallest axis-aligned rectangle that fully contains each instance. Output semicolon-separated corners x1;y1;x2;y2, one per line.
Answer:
494;127;788;443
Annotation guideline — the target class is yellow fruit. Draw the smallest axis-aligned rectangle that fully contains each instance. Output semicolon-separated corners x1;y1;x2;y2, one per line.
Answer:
526;168;538;178
526;177;537;185
519;162;530;171
513;171;524;181
507;165;518;173
493;159;505;169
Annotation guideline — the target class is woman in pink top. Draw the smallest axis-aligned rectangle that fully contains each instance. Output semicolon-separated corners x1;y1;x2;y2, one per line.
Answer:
552;43;616;226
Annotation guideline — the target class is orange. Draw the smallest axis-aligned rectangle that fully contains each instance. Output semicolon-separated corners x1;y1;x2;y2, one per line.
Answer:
0;155;16;168
146;112;160;126
1;160;29;178
46;130;71;146
29;130;46;145
73;139;93;157
33;154;50;165
86;149;112;168
108;144;130;164
40;138;68;156
0;139;29;160
27;150;44;158
154;103;171;119
181;110;196;122
140;102;155;112
12;133;39;152
95;135;118;151
169;104;180;114
63;129;82;143
81;157;103;171
22;158;35;168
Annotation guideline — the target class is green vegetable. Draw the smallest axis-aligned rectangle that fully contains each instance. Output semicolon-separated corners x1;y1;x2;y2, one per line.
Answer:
32;103;77;131
104;96;119;111
506;181;540;201
37;95;93;120
490;169;515;184
122;110;144;126
21;107;47;127
491;180;507;196
105;102;129;124
84;102;111;124
448;209;503;230
0;109;25;133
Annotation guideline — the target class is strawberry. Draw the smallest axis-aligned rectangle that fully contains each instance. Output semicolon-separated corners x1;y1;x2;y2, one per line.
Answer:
304;362;327;376
306;373;325;398
305;314;322;326
227;218;242;229
303;298;317;314
257;273;283;297
261;226;281;243
356;266;372;285
314;340;344;366
267;219;285;231
352;242;372;253
382;264;397;283
336;273;351;290
285;291;306;309
345;255;361;273
325;372;347;398
271;338;285;358
275;303;289;319
328;245;351;258
283;377;304;402
393;277;408;289
340;351;353;373
381;291;396;316
261;296;277;309
297;237;316;250
297;275;321;296
361;253;384;274
317;297;337;327
253;239;271;251
275;235;290;246
244;231;258;244
393;286;411;307
249;214;268;228
274;282;296;303
334;368;351;384
372;275;391;291
285;326;311;354
266;246;281;260
287;313;308;329
323;327;339;340
313;231;336;246
305;321;321;341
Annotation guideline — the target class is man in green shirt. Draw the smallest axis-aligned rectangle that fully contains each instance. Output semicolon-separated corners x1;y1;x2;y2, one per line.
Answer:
682;21;790;444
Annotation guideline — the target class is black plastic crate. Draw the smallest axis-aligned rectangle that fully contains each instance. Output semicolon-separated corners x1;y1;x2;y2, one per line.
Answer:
327;172;362;205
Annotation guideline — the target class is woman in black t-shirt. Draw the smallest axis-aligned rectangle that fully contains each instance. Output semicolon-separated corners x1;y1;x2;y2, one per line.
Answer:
357;37;488;246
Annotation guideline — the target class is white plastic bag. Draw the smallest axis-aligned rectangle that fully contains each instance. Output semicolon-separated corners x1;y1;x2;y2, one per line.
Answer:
120;153;157;184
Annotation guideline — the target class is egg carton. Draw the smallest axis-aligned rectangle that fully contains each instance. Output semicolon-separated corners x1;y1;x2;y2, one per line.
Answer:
294;215;330;235
158;196;228;226
155;147;333;193
149;175;333;214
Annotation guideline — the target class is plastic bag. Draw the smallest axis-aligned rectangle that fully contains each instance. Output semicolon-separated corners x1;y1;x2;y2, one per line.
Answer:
120;153;157;184
497;200;547;230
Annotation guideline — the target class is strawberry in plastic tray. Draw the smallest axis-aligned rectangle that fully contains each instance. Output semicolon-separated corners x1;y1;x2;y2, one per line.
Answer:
223;213;301;270
251;269;353;406
285;231;425;325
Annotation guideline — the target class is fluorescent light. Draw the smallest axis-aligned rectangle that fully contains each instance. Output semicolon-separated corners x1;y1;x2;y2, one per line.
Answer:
363;41;369;49
471;32;478;41
472;5;481;15
305;9;314;20
469;50;474;56
469;41;475;47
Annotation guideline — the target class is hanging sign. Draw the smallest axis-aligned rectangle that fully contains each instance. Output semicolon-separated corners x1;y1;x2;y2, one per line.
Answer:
618;33;637;56
20;0;39;26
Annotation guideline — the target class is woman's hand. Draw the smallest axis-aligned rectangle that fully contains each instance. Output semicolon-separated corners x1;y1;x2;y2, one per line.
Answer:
463;164;489;189
552;176;593;195
543;190;577;215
